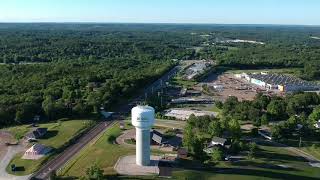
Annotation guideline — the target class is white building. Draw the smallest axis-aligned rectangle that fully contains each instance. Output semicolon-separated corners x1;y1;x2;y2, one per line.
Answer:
164;108;217;120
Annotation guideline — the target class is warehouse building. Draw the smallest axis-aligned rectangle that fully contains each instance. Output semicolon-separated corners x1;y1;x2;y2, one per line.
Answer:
237;72;320;92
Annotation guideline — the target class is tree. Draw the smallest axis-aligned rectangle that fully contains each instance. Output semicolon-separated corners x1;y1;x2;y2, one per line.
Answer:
267;100;286;120
208;120;222;137
42;96;55;120
271;125;283;140
87;92;102;113
215;101;223;109
228;119;241;140
183;124;196;153
309;106;320;122
261;114;269;125
248;142;258;159
211;147;224;161
192;138;207;162
85;163;104;180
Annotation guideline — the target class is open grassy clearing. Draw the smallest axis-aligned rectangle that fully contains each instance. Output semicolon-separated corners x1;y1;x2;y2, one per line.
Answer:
170;76;197;88
60;122;135;177
171;142;320;180
6;119;95;176
60;122;175;178
280;138;320;160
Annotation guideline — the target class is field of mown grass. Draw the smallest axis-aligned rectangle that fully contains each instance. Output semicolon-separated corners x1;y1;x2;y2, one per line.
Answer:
172;143;320;180
59;122;135;178
5;119;95;176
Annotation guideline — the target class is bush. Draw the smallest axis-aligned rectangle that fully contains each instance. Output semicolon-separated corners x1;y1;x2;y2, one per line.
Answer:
248;142;258;159
211;147;224;161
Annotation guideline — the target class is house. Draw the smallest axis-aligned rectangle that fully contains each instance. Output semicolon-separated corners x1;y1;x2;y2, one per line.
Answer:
151;130;166;145
23;143;51;159
25;128;48;142
209;137;227;147
204;137;229;154
314;120;320;129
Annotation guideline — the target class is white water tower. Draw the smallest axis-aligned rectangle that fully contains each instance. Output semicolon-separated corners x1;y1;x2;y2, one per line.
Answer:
131;105;155;166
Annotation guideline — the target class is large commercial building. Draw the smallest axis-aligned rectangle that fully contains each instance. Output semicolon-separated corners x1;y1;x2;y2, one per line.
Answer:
236;72;320;92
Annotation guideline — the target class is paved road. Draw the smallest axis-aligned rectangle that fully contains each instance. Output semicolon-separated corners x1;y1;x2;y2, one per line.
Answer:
0;145;30;180
31;65;180;180
118;66;180;113
31;121;115;180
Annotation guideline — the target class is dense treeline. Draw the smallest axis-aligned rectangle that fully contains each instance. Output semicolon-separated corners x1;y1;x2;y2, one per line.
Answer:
0;59;174;126
0;24;197;63
217;92;320;140
196;26;320;80
1;24;200;127
1;23;320;126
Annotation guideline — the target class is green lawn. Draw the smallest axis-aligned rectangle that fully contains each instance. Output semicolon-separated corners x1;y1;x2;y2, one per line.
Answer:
6;119;95;176
59;122;135;178
280;138;320;160
3;125;31;140
170;77;196;88
171;142;320;180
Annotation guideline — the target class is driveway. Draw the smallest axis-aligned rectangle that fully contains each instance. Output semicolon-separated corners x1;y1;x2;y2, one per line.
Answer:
0;133;31;180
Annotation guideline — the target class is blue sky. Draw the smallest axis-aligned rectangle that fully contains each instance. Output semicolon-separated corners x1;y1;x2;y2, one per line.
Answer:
0;0;319;25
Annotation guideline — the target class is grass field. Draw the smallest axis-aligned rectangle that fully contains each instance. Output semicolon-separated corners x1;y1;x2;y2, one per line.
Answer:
59;123;134;178
171;142;320;180
170;76;196;88
280;138;320;160
6;119;95;176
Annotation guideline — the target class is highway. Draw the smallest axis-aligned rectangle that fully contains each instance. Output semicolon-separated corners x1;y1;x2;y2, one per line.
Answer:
30;65;180;180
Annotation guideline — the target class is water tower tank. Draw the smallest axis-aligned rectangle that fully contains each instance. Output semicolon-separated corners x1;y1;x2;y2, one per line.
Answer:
131;105;155;166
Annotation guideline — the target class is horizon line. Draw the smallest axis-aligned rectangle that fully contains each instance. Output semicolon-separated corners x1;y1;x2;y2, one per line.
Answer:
0;21;320;27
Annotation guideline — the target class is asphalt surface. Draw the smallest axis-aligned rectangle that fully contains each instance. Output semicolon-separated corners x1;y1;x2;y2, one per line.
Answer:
0;145;30;180
31;65;180;180
31;121;115;180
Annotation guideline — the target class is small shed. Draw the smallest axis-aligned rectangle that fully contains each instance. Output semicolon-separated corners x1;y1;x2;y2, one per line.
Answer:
151;130;166;145
25;128;48;142
23;143;51;159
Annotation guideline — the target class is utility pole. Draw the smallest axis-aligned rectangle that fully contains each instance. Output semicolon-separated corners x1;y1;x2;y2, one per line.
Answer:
299;136;302;148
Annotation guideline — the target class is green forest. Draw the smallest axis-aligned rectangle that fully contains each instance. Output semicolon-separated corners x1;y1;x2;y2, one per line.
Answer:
1;23;320;127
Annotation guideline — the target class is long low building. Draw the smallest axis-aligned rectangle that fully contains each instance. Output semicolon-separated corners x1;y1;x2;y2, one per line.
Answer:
164;108;217;120
171;97;214;104
236;72;320;92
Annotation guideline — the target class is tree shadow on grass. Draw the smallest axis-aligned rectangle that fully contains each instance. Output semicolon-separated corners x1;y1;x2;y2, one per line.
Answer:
13;166;25;172
39;130;58;139
174;165;317;180
255;149;306;163
232;160;299;171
